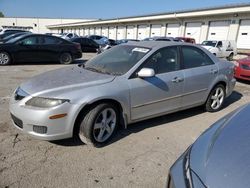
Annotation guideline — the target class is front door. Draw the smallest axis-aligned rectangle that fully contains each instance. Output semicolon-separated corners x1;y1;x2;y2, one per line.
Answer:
128;46;184;121
14;36;39;62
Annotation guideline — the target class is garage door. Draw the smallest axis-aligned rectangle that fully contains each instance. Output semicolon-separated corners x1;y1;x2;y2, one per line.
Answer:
150;24;162;37
127;26;135;39
89;27;95;35
237;20;250;49
95;27;101;35
101;27;108;37
207;21;230;40
117;26;126;40
166;24;180;37
185;22;202;43
137;25;148;40
80;28;84;36
84;28;90;36
109;27;116;39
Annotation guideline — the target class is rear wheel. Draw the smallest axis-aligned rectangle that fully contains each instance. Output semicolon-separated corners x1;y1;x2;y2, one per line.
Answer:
59;52;72;64
0;52;11;65
205;84;225;112
227;53;234;61
78;103;119;146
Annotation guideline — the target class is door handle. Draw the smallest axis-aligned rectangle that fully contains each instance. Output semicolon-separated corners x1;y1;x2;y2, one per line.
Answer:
210;69;218;74
172;77;184;83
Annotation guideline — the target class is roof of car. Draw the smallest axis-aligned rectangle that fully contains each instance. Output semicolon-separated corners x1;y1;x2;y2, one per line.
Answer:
124;40;195;49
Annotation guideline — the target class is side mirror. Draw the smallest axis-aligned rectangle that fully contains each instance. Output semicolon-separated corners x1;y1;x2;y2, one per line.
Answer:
137;68;155;78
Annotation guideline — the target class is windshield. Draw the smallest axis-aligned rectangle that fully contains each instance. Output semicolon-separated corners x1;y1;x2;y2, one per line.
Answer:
84;45;150;75
202;41;217;47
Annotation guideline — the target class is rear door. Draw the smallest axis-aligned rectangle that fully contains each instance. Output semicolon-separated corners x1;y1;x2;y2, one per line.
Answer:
38;36;63;61
181;46;218;108
128;46;184;121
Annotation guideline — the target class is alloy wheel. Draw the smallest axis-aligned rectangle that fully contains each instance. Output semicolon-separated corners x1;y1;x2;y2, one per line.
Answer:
210;87;224;110
93;108;117;143
0;52;10;65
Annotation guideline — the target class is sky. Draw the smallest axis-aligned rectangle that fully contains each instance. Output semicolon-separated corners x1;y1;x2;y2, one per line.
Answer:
1;0;250;19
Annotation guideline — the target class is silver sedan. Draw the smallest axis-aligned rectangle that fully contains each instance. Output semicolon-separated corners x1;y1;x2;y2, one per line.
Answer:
9;41;236;146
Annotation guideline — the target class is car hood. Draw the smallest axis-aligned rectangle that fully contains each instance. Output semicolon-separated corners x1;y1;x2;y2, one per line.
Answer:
238;56;250;65
20;65;116;95
189;104;250;188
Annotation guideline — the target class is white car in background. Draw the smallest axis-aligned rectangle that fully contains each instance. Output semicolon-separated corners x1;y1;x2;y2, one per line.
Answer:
61;33;79;40
201;40;237;61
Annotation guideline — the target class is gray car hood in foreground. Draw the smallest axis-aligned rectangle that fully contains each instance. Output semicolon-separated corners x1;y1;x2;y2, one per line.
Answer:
20;65;115;94
190;104;250;188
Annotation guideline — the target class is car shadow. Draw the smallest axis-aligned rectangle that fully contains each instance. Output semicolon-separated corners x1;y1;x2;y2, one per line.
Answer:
236;79;250;85
50;90;242;147
50;137;85;147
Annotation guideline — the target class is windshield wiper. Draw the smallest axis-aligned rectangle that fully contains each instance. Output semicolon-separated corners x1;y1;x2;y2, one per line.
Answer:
84;66;104;74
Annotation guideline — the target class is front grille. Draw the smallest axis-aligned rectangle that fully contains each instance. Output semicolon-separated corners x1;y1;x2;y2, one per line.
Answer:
33;125;47;134
241;64;250;70
14;87;29;101
10;113;23;129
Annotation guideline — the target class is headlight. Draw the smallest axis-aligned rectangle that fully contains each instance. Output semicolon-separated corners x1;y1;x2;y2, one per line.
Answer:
25;97;69;108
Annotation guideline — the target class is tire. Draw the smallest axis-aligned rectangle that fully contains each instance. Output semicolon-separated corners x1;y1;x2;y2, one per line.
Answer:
205;84;225;112
78;103;119;146
227;53;234;61
59;52;72;64
0;51;11;65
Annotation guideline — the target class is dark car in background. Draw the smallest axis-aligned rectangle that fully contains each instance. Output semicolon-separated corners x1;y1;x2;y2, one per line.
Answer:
167;103;250;188
70;37;99;52
87;35;109;46
116;39;139;44
0;33;82;65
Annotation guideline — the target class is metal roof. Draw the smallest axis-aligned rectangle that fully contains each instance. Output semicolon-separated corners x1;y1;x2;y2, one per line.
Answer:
47;3;250;28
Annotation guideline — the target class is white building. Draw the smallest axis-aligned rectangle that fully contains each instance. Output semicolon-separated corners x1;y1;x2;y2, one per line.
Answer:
48;3;250;50
0;17;94;34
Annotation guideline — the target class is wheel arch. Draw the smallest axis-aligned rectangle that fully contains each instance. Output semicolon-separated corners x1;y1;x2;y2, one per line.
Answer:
73;98;127;136
0;50;13;63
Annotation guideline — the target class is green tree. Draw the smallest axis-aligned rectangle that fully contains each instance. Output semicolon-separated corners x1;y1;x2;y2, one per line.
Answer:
0;12;4;17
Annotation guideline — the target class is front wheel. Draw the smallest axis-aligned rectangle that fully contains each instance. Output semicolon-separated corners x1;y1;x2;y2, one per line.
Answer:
78;103;119;146
205;84;225;112
0;52;11;65
227;53;234;61
59;52;72;64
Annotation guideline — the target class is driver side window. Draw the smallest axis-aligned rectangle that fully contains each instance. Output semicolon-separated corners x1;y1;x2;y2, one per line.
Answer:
19;36;38;45
143;46;180;74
